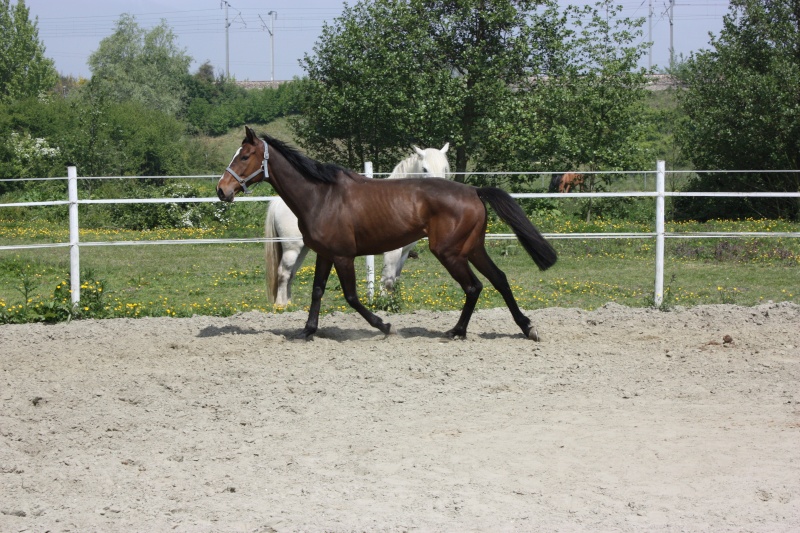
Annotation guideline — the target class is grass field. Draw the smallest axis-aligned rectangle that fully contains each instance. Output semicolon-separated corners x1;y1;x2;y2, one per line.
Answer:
2;116;798;323
1;210;798;324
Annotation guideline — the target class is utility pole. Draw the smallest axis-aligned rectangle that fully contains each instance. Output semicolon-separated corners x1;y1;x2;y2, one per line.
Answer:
668;0;675;69
260;11;278;81
221;1;231;78
648;0;653;69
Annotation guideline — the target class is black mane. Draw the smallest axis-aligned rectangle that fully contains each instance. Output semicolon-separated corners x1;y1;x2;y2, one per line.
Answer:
261;133;345;184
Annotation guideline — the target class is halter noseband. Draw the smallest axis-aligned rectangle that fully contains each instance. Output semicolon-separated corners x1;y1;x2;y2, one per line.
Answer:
226;139;269;195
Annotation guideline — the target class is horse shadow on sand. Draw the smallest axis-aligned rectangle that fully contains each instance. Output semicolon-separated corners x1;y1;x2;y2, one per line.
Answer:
197;325;263;338
197;321;523;342
264;325;522;342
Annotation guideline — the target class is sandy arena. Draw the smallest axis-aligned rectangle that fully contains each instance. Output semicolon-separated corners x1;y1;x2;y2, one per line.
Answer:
1;302;799;532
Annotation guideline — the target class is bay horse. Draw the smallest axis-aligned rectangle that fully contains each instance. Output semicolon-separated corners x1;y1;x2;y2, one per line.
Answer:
217;127;557;340
265;144;451;306
549;172;585;193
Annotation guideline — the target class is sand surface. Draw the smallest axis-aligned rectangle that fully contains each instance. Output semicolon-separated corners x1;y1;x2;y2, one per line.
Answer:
2;302;799;532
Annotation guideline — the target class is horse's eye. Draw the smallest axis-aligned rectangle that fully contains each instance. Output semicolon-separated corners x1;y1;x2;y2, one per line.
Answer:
241;155;250;161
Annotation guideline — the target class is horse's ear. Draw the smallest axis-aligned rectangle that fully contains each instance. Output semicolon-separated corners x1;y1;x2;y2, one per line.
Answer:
440;142;449;154
413;145;425;157
244;126;256;143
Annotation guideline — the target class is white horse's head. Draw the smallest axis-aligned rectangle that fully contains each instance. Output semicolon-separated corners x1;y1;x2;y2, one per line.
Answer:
411;143;451;179
387;143;451;180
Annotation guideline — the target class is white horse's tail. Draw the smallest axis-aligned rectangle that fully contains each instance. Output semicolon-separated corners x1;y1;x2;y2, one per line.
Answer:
264;203;281;304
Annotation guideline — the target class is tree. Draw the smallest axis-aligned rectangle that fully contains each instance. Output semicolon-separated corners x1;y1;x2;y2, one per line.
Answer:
676;0;800;220
295;0;650;189
418;0;552;179
479;0;653;220
294;0;456;172
0;0;58;102
87;14;192;116
294;0;557;177
493;1;652;172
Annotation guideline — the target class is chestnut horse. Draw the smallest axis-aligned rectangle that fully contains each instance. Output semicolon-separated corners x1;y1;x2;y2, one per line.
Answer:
217;127;557;340
549;172;585;193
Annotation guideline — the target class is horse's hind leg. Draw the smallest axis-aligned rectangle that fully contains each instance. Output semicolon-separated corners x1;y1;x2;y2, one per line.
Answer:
334;257;395;336
278;243;309;305
431;252;483;339
469;247;539;340
380;247;403;292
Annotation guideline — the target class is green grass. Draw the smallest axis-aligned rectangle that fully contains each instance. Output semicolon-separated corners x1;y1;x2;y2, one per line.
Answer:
2;119;798;323
197;117;298;165
1;213;798;324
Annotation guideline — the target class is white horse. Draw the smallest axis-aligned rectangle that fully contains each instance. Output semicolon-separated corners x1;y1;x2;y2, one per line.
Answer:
265;144;451;306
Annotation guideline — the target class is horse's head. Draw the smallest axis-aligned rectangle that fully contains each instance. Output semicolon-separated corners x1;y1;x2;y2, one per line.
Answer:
216;126;269;202
412;143;451;179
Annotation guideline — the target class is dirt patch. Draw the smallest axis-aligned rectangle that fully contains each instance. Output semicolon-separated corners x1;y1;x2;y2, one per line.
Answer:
2;302;799;531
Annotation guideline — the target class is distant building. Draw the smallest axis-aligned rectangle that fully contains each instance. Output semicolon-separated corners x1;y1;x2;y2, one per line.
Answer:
235;80;290;90
234;75;678;91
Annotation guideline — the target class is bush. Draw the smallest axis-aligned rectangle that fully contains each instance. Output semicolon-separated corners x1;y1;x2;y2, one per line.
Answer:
83;179;230;230
673;172;800;221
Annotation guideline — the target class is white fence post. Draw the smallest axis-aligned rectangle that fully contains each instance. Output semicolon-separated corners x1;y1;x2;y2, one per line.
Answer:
654;160;666;307
364;161;375;302
68;166;80;306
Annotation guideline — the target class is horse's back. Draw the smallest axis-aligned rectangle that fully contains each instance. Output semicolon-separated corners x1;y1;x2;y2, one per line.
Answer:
357;176;480;208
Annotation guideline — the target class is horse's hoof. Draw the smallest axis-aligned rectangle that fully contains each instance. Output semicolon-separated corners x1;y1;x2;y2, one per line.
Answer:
294;329;315;341
386;323;397;335
526;326;540;341
444;329;466;340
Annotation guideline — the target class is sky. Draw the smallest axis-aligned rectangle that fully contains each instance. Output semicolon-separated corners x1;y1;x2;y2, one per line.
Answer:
26;0;731;82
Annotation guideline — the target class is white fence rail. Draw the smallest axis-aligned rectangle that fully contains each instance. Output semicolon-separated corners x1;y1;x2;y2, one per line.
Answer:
2;163;799;307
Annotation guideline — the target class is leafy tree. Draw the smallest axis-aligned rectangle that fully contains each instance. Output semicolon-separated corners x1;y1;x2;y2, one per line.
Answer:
546;0;652;222
3;92;206;178
183;62;302;135
482;2;651;169
183;63;247;134
417;0;553;179
1;92;226;228
295;0;559;176
87;14;192;116
294;0;650;187
294;0;455;172
0;0;58;102
478;0;652;220
676;0;800;220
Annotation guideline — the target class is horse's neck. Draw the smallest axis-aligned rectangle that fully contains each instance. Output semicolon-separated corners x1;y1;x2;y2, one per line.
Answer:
267;153;330;218
388;156;421;180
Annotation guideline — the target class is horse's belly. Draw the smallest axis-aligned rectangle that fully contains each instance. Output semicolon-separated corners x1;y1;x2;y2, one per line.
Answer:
354;225;426;255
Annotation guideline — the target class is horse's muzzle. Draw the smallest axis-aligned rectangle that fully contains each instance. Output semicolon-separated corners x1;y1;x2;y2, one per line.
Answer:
216;185;235;203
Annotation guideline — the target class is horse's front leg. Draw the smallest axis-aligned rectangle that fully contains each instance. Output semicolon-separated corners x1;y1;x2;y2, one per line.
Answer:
334;256;396;336
299;255;333;340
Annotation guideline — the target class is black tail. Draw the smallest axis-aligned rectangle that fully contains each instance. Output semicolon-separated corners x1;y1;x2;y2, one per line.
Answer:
477;187;557;271
549;173;563;193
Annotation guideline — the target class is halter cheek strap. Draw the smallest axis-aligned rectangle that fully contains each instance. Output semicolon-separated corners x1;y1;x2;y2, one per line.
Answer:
226;139;269;195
